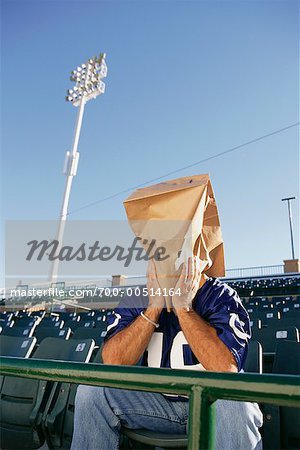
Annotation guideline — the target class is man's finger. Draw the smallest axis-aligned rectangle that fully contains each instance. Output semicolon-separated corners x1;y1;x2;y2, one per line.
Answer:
186;256;194;282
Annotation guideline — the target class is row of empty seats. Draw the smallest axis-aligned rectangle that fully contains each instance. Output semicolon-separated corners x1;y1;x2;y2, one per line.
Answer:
0;271;299;449
0;334;298;449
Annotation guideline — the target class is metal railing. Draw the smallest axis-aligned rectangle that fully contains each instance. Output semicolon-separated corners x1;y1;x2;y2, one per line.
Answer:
114;265;287;286
1;265;290;298
0;357;299;450
225;265;285;279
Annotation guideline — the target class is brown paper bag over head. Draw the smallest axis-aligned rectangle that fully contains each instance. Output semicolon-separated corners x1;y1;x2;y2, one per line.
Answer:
123;174;225;310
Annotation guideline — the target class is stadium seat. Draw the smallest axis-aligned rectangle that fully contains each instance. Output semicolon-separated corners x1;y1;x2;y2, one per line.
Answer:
2;326;35;338
32;337;95;362
94;318;108;331
31;310;46;319
249;319;262;329
78;311;95;319
252;326;299;373
65;319;95;332
72;327;106;346
43;382;79;449
0;337;95;449
34;327;71;344
273;340;300;375
0;312;13;322
0;335;37;358
92;345;104;363
274;341;300;449
38;319;64;329
57;312;77;322
263;341;300;449
14;317;39;328
121;428;188;448
65;316;80;323
262;311;281;323
281;309;300;319
252;326;299;356
0;319;15;329
0;335;37;397
39;339;96;449
265;317;300;330
244;340;263;373
14;311;32;319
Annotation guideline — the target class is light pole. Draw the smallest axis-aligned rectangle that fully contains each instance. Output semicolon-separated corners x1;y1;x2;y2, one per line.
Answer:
50;53;108;283
281;196;297;260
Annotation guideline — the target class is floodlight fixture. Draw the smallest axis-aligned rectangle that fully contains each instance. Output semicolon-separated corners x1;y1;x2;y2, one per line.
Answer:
66;53;107;107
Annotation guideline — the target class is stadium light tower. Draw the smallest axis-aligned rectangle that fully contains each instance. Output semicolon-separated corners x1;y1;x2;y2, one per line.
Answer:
281;196;296;259
50;53;108;282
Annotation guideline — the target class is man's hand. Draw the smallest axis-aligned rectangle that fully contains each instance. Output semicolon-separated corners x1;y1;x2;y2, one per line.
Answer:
102;259;164;366
172;256;203;311
147;259;165;310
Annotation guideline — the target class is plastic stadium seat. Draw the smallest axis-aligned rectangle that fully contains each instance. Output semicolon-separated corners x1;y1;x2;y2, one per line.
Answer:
39;339;96;449
64;319;95;332
57;312;77;321
249;319;262;329
0;335;37;398
262;311;281;322
65;316;80;323
0;312;13;322
38;316;60;324
281;309;300;319
32;337;95;362
264;341;300;449
43;382;79;449
38;319;64;329
0;335;37;358
72;327;106;346
265;317;300;330
2;326;35;338
257;303;273;311
0;318;15;328
122;428;188;448
31;311;46;319
0;337;95;450
78;311;95;319
14;317;39;328
92;346;104;363
34;327;71;344
274;342;300;449
94;318;108;331
244;340;263;373
42;344;114;450
14;311;32;319
273;340;300;375
252;327;299;355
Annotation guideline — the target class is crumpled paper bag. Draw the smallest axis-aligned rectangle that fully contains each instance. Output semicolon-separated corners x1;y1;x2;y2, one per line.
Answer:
123;174;225;309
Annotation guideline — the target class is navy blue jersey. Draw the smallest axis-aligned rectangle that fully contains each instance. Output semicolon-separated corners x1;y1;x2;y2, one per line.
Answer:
105;278;251;374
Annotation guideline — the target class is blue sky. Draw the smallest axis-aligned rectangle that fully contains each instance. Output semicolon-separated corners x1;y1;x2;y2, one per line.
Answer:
1;0;299;283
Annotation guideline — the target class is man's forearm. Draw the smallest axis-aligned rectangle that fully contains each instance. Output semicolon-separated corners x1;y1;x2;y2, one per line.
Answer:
176;309;238;372
102;308;161;365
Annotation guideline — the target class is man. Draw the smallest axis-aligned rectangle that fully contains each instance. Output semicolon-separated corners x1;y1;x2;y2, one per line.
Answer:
71;257;263;450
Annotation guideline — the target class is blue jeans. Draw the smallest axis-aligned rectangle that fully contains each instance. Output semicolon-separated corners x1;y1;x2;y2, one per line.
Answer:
71;385;263;450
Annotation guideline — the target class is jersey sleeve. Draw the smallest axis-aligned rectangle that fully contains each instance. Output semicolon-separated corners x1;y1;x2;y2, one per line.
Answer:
201;284;251;371
104;296;142;341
